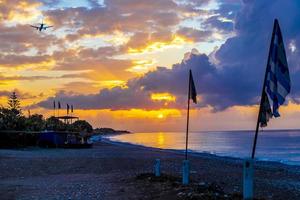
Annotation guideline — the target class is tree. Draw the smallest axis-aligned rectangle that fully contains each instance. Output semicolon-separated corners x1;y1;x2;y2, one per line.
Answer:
0;106;25;130
72;120;93;133
25;114;45;131
45;116;66;131
7;92;21;116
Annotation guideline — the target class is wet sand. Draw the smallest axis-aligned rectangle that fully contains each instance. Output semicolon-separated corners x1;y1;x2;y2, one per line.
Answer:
0;140;300;199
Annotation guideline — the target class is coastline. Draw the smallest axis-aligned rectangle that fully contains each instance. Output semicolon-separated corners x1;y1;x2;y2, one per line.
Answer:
103;135;300;168
1;140;300;199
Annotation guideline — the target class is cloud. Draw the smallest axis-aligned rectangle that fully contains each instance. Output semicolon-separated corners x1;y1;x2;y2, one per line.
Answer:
36;0;300;112
0;73;86;81
0;0;226;86
176;27;213;42
36;88;178;110
0;89;43;100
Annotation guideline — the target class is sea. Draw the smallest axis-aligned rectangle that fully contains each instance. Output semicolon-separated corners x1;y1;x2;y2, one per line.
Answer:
107;130;300;165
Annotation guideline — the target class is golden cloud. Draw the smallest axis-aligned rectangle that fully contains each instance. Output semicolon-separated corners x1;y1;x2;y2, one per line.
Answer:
151;92;176;102
127;35;192;54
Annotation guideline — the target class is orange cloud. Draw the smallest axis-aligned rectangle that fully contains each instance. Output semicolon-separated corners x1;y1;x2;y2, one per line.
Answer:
5;0;42;25
128;35;192;54
151;92;176;102
126;59;156;74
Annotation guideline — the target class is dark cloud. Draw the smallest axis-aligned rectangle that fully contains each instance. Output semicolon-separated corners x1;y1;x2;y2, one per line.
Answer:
203;15;234;32
37;88;178;110
176;27;213;42
37;0;300;111
0;24;63;55
36;51;254;110
216;0;300;99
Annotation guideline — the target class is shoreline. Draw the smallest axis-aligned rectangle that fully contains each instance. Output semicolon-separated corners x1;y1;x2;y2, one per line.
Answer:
102;136;300;169
1;140;300;199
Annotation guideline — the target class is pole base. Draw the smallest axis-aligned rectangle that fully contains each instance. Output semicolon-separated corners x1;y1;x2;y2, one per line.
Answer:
154;159;161;177
243;158;254;200
182;160;190;185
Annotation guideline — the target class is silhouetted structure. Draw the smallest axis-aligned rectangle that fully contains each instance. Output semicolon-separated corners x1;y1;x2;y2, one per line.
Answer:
55;116;79;124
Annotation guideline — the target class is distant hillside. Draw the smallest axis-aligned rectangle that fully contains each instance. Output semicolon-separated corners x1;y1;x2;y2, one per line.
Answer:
93;128;131;135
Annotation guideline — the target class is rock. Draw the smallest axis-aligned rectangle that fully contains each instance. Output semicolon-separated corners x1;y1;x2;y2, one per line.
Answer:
198;182;206;186
177;192;184;197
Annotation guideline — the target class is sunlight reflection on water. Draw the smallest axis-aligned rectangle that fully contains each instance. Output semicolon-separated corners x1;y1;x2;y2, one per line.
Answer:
108;130;300;165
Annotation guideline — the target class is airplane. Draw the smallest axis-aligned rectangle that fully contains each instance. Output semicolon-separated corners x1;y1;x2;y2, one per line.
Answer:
30;19;53;32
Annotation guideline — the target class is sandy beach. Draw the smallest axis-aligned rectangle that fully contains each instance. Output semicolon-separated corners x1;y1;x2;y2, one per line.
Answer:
1;140;300;200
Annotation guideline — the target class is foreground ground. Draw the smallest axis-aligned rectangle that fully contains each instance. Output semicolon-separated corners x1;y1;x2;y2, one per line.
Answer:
0;141;300;199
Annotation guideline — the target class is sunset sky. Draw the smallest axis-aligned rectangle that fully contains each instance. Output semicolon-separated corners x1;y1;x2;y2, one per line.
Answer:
1;0;300;132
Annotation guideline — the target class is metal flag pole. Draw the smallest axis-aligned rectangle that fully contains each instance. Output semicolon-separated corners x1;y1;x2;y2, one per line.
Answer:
183;70;192;185
53;101;56;117
244;19;278;200
185;71;191;160
58;101;60;117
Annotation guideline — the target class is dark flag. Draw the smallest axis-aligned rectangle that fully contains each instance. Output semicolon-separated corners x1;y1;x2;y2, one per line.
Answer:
185;69;197;161
71;105;74;113
189;70;197;104
67;104;69;115
258;19;291;127
53;100;56;109
58;101;61;109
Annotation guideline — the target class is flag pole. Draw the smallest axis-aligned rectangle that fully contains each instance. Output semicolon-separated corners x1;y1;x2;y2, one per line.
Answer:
251;19;277;159
185;70;191;160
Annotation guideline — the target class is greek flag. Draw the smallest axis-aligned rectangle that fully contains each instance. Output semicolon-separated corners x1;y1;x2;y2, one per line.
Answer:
260;19;291;127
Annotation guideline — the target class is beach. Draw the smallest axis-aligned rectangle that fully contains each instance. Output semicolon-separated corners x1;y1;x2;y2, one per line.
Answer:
1;140;300;200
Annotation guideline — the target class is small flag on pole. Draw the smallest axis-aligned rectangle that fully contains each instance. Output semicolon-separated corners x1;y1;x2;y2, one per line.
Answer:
53;100;56;117
58;101;61;109
67;104;69;115
189;70;197;104
71;105;74;113
258;19;291;127
183;69;197;185
185;69;197;160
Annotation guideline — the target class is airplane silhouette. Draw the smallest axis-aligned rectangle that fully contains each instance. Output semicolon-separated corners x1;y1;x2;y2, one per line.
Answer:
30;19;53;32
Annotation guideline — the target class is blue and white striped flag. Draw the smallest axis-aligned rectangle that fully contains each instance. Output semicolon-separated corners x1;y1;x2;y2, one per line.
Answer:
259;19;291;127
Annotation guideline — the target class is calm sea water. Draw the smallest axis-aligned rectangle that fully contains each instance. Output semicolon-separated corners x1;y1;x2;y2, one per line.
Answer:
108;130;300;165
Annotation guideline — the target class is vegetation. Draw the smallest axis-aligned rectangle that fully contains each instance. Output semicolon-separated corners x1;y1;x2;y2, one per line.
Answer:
93;127;130;135
72;120;93;133
0;92;93;133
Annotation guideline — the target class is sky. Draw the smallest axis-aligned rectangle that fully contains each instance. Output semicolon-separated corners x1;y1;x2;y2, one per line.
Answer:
1;0;300;132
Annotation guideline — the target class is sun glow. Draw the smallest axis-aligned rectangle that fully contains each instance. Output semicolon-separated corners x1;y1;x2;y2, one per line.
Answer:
94;80;127;89
0;59;56;70
157;113;164;119
126;59;156;74
128;35;192;54
157;132;165;146
151;93;176;102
